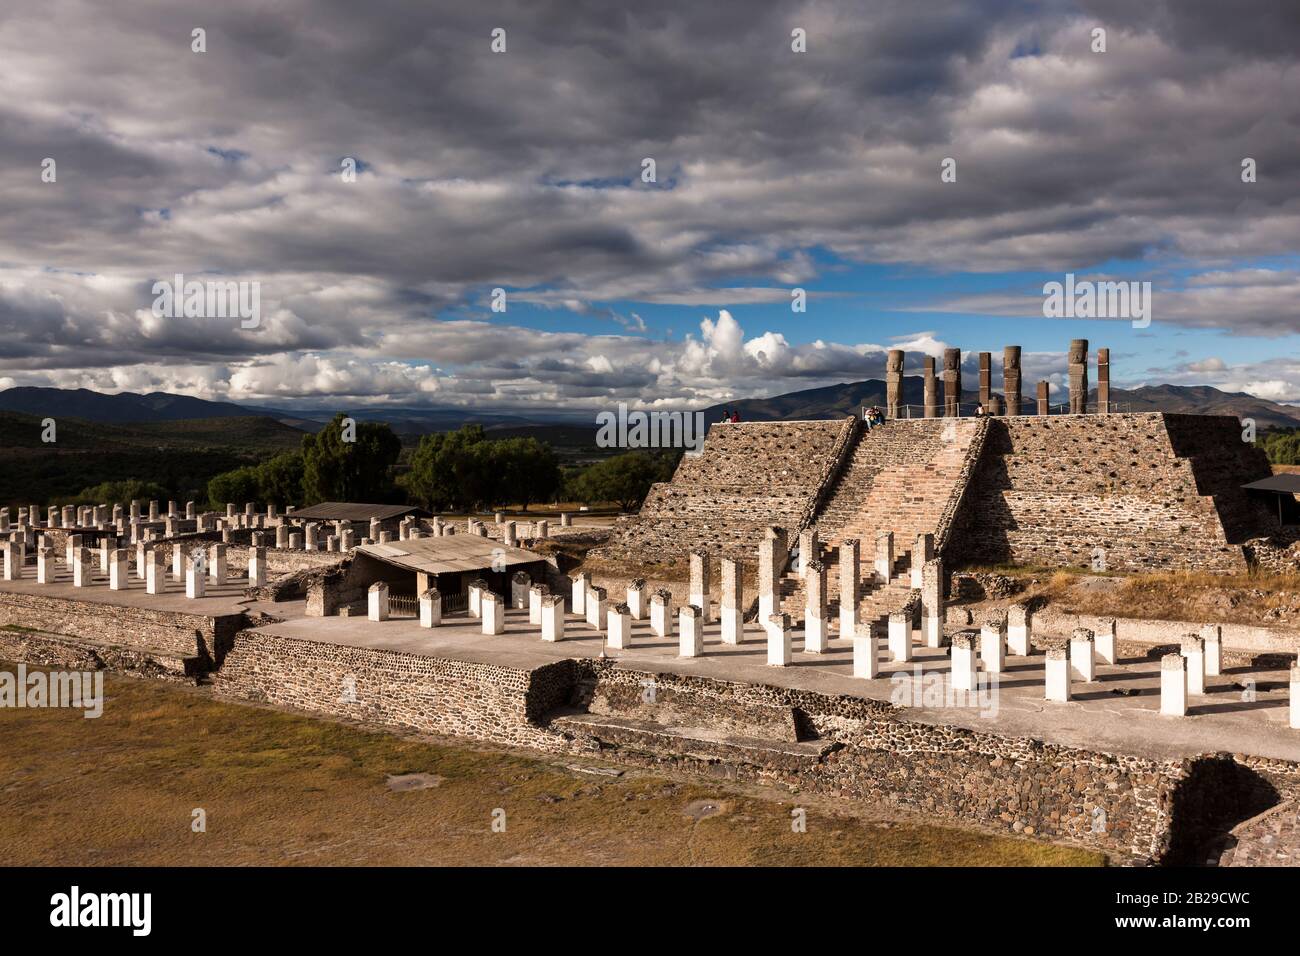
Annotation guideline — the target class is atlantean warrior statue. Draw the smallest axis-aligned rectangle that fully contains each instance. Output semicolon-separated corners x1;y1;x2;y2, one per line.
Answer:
1069;338;1089;414
943;348;961;417
886;349;904;419
1003;345;1022;416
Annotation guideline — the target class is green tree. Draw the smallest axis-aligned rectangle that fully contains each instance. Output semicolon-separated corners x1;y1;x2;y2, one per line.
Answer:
568;451;675;511
67;479;170;507
208;466;260;509
301;413;401;504
257;452;306;507
490;437;561;510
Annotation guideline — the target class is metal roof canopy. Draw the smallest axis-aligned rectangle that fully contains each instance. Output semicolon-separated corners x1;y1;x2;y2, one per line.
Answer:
1241;475;1300;494
356;536;545;575
289;502;430;522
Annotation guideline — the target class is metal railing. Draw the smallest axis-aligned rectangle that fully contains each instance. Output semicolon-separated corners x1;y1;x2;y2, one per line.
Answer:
388;594;419;617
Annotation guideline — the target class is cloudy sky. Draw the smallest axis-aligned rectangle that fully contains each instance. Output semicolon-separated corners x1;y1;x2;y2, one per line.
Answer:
1;0;1298;413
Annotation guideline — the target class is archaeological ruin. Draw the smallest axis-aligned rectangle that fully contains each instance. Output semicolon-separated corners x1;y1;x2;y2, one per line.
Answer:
3;339;1300;865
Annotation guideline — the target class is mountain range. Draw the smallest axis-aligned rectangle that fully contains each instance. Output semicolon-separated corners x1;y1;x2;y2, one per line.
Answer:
2;379;1298;433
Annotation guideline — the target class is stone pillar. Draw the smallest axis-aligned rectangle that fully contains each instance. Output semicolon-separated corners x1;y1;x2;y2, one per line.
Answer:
767;612;792;666
1070;628;1095;682
503;521;516;548
147;547;166;594
135;539;150;579
276;524;289;550
468;579;485;618
367;582;389;622
626;578;646;620
528;584;549;625
886;349;904;419
1095;617;1117;665
689;550;711;622
185;552;206;598
803;560;829;653
951;631;978;692
571;572;589;615
172;543;184;581
1291;665;1300;730
1181;634;1206;696
853;628;879;679
481;592;505;635
369;518;382;542
536;520;549;539
2;542;24;581
560;512;572;527
541;594;565;642
1160;653;1187;716
339;529;355;551
921;558;944;648
910;533;933;588
874;531;893;581
942;348;961;417
1007;603;1032;656
978;352;991;409
150;501;161;522
1045;645;1071;702
248;546;267;587
649;589;673;638
419;588;441;628
37;546;55;584
888;610;911;662
511;571;530;610
987;395;1003;416
679;605;703;658
302;523;317;551
1069;338;1088;414
721;558;744;644
1036;380;1049;415
209;543;227;585
109;548;129;590
1200;624;1222;677
980;621;1005;673
585;586;607;631
65;532;82;567
72;547;91;587
838;539;859;638
1003;346;1021;415
1097;347;1110;414
797;527;818;578
758;529;784;630
923;356;938;418
608;603;633;649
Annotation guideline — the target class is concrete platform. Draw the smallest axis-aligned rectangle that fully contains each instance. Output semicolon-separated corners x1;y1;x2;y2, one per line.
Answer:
251;606;1300;764
0;565;288;619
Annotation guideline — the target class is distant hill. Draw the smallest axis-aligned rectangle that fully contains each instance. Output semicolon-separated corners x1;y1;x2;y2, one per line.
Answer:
0;387;261;423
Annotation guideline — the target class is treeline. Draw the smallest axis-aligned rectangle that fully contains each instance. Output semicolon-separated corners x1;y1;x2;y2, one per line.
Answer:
1262;427;1300;466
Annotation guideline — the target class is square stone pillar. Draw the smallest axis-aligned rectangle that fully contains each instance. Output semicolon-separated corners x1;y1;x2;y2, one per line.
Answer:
511;571;531;610
109;548;129;590
585;586;607;632
853;630;879;679
65;533;82;567
1003;346;1022;415
608;603;633;649
419;588;441;628
886;349;904;418
721;558;744;644
978;352;991;409
147;548;166;594
875;531;894;581
649;589;673;638
910;533;933;588
830;540;856;640
758;528;786;629
98;537;112;574
803;560;829;653
1068;339;1089;414
923;356;937;418
943;348;962;417
797;527;818;578
689;550;711;622
679;605;703;658
1200;624;1222;677
36;546;55;583
1181;634;1206;695
368;582;389;621
767;613;792;666
979;622;1005;673
888;611;911;662
536;520;548;539
1291;664;1300;730
528;584;549;625
72;547;91;587
951;631;978;692
3;542;24;581
185;552;206;598
1007;603;1032;656
1036;380;1049;415
1095;617;1117;664
1070;628;1095;682
571;572;589;615
921;558;944;647
1045;645;1071;702
248;546;267;587
481;592;505;634
468;579;485;618
209;543;227;585
1161;653;1187;716
503;521;517;548
541;594;566;641
626;578;646;620
1097;347;1110;414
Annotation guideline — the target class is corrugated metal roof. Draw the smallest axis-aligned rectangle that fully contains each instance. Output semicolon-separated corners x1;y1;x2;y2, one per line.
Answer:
289;502;430;521
1242;475;1300;494
355;536;545;574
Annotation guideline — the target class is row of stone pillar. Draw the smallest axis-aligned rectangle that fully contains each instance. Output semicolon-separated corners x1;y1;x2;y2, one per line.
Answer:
883;340;1111;418
2;539;269;595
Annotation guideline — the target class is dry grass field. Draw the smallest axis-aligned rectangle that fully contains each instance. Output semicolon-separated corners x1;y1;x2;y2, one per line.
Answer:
0;664;1102;867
